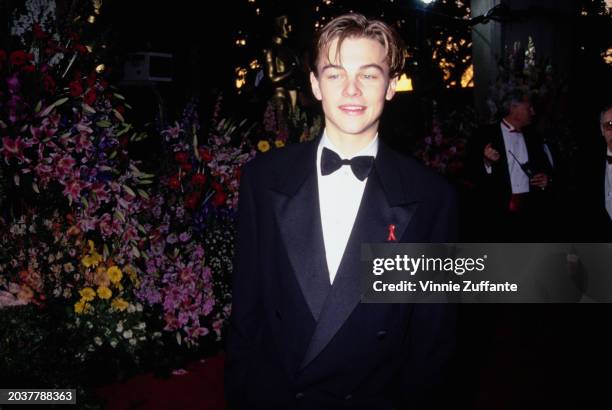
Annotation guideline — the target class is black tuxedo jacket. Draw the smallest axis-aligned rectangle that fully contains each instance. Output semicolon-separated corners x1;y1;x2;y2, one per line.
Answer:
225;138;458;410
577;150;612;241
466;124;553;212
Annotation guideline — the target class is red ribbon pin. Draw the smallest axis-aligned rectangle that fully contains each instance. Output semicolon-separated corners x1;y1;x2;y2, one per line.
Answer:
387;224;397;242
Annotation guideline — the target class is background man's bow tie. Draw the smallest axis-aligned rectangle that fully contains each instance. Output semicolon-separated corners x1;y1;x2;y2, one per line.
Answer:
321;147;374;181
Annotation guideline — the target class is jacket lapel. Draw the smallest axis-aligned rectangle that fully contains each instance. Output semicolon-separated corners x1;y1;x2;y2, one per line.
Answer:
300;142;419;370
270;140;331;321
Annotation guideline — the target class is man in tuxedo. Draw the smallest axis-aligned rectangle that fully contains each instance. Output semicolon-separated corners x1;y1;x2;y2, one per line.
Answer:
466;90;553;241
577;104;612;240
225;13;458;410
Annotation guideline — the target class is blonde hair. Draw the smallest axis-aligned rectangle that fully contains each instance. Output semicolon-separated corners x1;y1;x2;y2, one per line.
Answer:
311;13;405;78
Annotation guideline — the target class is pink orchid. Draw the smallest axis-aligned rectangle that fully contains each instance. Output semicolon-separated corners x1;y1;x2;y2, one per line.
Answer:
1;136;29;164
56;155;76;174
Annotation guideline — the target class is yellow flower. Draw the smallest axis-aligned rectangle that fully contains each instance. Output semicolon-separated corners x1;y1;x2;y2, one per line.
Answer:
79;287;96;302
257;140;270;152
274;139;285;148
97;286;112;300
81;252;103;268
124;265;141;288
111;298;129;312
107;266;123;284
74;299;86;314
88;240;96;253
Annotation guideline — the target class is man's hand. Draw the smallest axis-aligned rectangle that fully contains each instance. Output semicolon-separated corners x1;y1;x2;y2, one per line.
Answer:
530;173;549;190
483;143;500;167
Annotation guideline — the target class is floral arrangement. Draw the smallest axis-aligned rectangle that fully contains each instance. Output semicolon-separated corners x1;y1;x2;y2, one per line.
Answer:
136;98;255;346
0;0;156;364
258;96;322;153
0;0;256;392
414;102;477;180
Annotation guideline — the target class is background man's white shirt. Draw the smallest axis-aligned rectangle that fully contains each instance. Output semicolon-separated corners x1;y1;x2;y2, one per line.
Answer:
484;121;530;193
316;131;378;284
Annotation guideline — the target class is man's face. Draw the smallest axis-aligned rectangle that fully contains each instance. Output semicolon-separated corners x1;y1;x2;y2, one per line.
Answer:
600;108;612;151
310;36;397;141
509;97;535;129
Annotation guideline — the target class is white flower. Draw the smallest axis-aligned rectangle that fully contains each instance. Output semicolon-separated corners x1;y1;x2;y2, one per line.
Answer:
129;338;137;346
136;303;143;312
137;322;146;330
153;332;162;339
122;330;133;339
116;323;123;333
94;337;103;346
127;304;136;313
110;339;118;348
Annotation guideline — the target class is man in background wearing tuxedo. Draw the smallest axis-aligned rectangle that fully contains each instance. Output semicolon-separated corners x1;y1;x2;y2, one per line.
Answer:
225;13;457;410
467;89;553;241
577;104;612;240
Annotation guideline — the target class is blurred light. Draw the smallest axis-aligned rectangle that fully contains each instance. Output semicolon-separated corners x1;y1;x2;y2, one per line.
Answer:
603;47;612;66
256;8;261;15
92;0;103;14
86;45;93;52
235;67;247;89
95;64;106;73
461;64;474;88
87;15;96;24
420;0;435;4
396;74;413;92
249;59;261;70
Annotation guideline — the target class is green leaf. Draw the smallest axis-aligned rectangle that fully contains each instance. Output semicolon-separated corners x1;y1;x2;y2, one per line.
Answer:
38;97;69;117
114;211;126;223
113;109;125;123
131;246;141;258
82;104;96;114
113;93;126;100
137;189;149;200
96;120;112;128
122;185;135;197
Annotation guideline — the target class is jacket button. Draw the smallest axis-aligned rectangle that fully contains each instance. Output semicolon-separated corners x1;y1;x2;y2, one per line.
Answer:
275;309;282;320
344;394;353;400
295;392;304;400
376;330;387;340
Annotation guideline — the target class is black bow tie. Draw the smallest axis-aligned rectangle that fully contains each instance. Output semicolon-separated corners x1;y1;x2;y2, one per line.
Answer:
320;147;374;181
607;155;612;165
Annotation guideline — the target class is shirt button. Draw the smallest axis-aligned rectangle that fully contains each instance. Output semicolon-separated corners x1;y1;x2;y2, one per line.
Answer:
295;392;304;400
344;394;353;400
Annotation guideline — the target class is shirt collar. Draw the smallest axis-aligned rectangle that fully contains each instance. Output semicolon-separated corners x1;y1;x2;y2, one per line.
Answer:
501;119;521;133
318;129;379;159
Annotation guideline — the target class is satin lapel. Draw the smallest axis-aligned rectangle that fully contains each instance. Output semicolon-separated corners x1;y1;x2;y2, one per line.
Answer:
270;140;330;321
300;143;419;370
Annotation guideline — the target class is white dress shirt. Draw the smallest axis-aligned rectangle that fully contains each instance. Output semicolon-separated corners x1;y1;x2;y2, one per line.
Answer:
485;120;530;193
606;149;612;221
316;131;378;284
